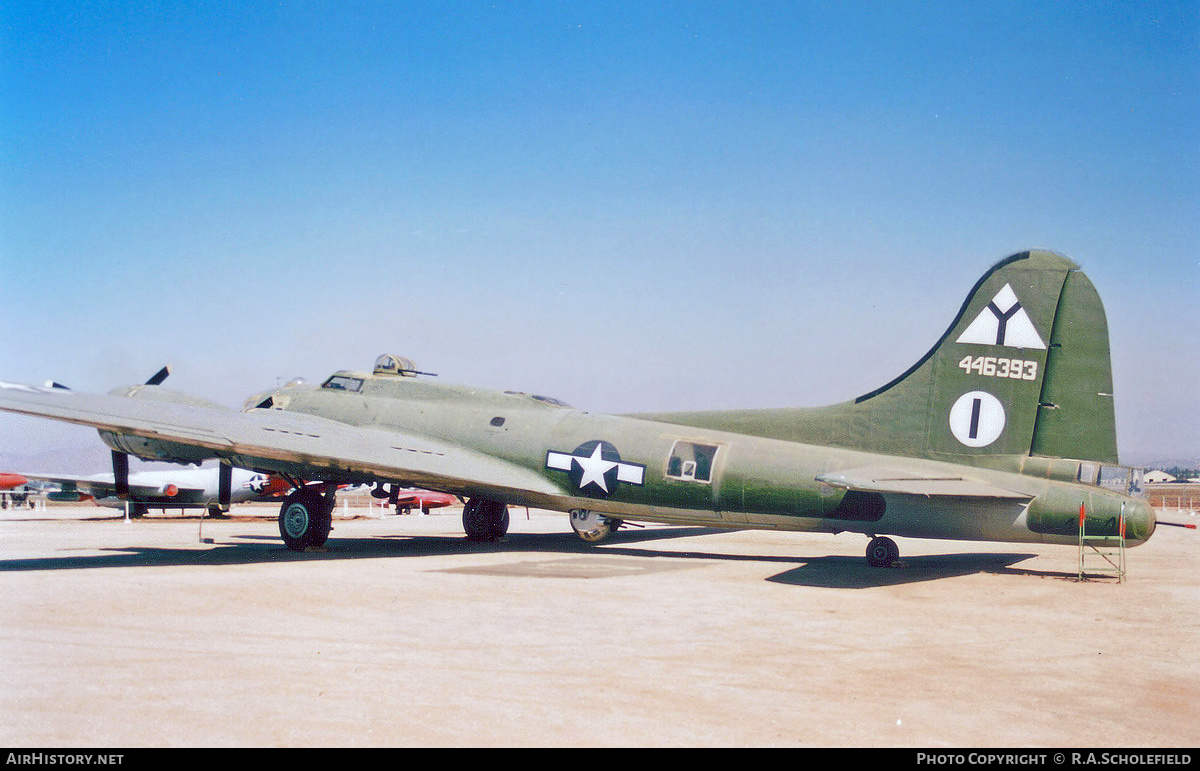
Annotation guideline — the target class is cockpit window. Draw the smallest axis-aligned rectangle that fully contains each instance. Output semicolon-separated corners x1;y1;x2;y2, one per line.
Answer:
322;375;364;392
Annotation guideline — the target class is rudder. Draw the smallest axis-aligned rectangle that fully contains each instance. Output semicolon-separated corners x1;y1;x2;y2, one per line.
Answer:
1027;268;1118;463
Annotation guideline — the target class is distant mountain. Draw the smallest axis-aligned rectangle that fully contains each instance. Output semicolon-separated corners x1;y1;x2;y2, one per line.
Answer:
0;445;191;476
0;445;112;476
1127;457;1200;472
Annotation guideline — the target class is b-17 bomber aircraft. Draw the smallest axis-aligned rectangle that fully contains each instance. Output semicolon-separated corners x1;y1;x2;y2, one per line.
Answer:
0;250;1155;565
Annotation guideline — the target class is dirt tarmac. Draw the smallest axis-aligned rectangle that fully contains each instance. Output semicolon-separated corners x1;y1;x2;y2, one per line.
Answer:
1;504;1197;748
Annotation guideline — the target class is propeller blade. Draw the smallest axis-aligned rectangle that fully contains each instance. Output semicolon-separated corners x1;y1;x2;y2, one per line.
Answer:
145;366;171;386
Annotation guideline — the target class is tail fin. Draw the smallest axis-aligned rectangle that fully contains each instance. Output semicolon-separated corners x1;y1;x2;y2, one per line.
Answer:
637;250;1119;464
850;249;1117;463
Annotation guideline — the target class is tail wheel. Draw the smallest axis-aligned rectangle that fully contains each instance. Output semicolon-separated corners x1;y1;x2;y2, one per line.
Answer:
279;488;333;551
570;509;620;543
462;498;509;541
866;536;899;567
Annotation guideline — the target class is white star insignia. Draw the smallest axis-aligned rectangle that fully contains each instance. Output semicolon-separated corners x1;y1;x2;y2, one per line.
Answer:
545;442;645;496
573;443;619;493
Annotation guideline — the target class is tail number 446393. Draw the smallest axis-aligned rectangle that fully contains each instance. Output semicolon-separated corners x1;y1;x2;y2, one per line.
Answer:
958;355;1038;381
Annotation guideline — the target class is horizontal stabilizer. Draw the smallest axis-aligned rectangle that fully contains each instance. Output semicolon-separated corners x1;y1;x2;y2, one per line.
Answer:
816;467;1031;499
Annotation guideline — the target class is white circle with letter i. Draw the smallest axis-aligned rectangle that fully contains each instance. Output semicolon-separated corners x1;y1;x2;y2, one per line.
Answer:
949;391;1006;447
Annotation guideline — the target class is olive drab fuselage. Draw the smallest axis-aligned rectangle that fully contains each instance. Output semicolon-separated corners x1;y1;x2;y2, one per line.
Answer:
244;365;1154;548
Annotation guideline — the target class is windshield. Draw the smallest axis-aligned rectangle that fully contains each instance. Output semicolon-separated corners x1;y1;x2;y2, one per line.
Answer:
321;375;364;392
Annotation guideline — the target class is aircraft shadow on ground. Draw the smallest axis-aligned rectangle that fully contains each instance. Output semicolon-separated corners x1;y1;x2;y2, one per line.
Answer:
0;524;1074;586
763;552;1057;588
0;526;714;572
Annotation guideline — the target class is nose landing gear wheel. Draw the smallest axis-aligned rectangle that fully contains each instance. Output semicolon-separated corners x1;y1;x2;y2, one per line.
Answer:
866;536;900;567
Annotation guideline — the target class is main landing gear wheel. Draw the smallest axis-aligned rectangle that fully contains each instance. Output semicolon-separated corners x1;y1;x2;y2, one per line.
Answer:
569;509;621;543
462;498;509;541
279;488;333;552
866;536;900;567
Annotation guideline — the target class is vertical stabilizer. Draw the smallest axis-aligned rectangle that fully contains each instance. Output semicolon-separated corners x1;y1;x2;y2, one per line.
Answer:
849;249;1075;461
634;250;1119;464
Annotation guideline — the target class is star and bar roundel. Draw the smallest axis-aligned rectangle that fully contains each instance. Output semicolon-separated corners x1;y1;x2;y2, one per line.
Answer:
545;440;645;499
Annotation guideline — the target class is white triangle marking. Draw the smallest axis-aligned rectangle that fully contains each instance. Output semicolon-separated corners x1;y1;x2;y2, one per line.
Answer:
956;284;1046;349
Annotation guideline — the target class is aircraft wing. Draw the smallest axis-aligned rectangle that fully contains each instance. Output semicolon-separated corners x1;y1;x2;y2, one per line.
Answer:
11;471;206;501
816;467;1032;499
0;382;564;503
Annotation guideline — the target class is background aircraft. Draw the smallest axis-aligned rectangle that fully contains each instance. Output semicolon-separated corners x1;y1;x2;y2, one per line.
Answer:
0;473;28;489
0;250;1156;565
0;472;36;509
369;485;458;515
9;465;291;517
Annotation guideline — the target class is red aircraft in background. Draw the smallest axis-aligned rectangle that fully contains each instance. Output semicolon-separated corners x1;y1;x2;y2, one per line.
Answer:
371;483;457;514
0;473;34;509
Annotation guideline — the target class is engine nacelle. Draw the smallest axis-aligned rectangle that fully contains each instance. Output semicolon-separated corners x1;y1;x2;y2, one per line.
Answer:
98;384;230;464
99;430;214;464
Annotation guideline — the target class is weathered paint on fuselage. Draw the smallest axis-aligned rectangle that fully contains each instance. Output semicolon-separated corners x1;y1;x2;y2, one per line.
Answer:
247;371;1155;548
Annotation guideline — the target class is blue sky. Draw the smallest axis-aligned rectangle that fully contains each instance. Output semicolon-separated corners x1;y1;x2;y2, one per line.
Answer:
1;1;1196;462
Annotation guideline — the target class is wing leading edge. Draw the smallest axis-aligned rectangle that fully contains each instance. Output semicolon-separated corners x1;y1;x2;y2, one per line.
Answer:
0;382;564;504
